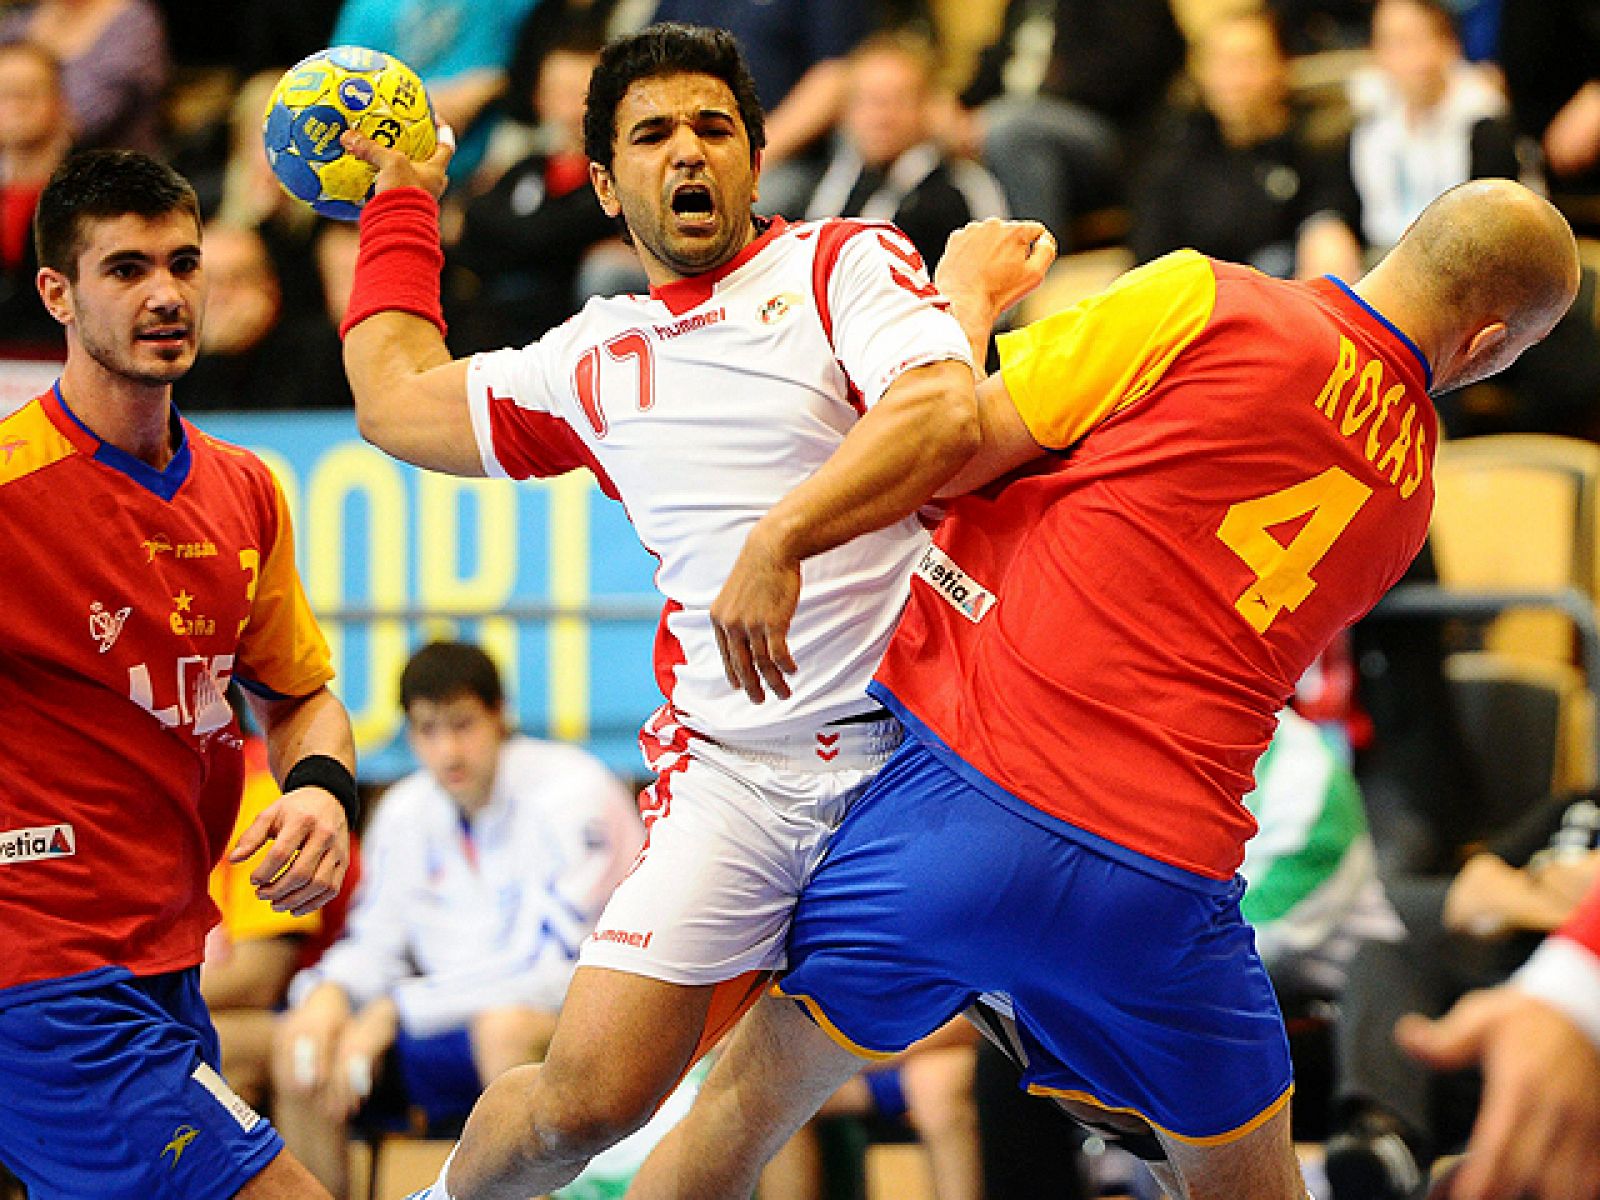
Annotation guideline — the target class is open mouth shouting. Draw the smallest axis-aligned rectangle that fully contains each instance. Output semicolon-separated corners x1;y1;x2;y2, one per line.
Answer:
669;180;717;233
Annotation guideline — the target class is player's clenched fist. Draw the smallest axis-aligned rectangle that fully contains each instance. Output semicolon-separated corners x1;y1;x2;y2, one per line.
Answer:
935;218;1057;320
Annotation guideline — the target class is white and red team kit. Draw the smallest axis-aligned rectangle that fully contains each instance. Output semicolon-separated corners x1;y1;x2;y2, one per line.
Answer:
464;217;973;983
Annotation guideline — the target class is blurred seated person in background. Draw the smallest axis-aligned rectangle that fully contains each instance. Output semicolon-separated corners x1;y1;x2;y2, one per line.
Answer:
1398;868;1600;1200
803;32;1007;272
446;38;615;353
173;222;352;411
203;712;353;1112
0;39;68;352
1131;7;1363;280
329;0;543;181
1347;0;1520;255
762;1020;982;1200
1321;544;1594;1200
1325;783;1600;1200
950;0;1186;249
270;642;642;1199
0;0;167;155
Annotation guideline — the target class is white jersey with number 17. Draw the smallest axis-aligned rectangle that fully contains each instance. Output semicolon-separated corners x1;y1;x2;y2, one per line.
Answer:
464;217;973;744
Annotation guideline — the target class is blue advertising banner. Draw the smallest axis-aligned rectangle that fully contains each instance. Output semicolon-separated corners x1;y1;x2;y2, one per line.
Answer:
189;411;662;782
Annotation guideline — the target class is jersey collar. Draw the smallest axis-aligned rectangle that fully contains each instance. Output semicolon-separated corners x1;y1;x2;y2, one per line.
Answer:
1319;276;1433;391
649;216;787;316
46;381;192;501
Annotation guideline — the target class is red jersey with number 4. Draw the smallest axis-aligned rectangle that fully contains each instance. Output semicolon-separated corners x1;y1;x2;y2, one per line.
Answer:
872;251;1436;880
0;386;333;993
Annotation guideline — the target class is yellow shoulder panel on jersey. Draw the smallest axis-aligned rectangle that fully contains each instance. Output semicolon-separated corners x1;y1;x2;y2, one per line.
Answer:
0;400;77;489
236;473;335;698
996;249;1218;450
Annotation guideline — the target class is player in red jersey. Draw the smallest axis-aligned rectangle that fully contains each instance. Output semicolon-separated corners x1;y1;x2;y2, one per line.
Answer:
0;150;354;1200
1400;877;1600;1200
622;181;1582;1200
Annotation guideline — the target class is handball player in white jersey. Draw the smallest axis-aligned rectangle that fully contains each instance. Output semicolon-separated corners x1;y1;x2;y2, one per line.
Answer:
335;22;1050;1200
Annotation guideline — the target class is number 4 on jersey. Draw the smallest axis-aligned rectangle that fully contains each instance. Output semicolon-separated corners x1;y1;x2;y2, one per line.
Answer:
1217;466;1372;633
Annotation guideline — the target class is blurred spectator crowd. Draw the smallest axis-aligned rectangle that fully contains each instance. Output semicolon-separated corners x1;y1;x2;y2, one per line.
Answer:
0;0;1594;437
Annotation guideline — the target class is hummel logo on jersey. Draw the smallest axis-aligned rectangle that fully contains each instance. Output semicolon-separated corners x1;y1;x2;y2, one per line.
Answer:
162;1125;199;1167
653;307;725;340
592;927;654;949
89;600;132;653
0;823;76;864
0;435;25;463
915;545;996;623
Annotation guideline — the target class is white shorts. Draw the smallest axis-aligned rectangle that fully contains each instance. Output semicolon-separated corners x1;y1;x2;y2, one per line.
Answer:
578;707;903;985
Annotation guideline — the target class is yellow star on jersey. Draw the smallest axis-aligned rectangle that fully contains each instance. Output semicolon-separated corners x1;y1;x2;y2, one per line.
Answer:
173;590;193;612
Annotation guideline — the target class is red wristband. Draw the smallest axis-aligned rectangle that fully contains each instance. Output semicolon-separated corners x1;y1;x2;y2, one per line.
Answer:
339;186;448;339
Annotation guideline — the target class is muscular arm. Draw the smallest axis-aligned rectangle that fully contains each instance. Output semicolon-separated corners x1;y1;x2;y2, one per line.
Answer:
249;685;355;784
927;219;1057;497
712;357;980;701
934;372;1049;498
341;126;487;476
345;318;481;475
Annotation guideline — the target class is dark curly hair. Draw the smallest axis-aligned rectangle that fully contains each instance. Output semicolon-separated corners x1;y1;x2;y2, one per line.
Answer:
583;23;766;170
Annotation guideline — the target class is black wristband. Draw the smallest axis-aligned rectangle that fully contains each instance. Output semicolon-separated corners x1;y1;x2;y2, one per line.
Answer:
283;754;361;830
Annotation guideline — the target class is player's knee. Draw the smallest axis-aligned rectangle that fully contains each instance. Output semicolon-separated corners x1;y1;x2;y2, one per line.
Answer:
268;1023;315;1098
527;1070;657;1161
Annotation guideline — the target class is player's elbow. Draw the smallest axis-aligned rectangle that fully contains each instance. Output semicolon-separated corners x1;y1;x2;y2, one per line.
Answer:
350;382;417;459
353;398;395;451
918;387;982;475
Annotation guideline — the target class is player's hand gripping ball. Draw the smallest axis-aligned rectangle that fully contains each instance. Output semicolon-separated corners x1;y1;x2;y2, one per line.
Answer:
262;46;436;220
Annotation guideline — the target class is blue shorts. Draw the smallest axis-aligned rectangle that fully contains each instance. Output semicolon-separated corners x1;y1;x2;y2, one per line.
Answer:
778;736;1293;1144
388;1026;483;1127
0;967;283;1199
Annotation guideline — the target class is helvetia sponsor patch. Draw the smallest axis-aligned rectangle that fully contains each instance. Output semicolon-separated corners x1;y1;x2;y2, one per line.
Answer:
0;824;75;864
914;544;996;623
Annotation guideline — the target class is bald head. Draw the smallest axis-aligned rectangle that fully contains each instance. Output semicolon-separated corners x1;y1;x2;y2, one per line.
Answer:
1371;179;1580;392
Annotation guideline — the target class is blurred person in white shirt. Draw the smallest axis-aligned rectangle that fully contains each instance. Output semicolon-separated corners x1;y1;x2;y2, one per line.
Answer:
271;642;642;1198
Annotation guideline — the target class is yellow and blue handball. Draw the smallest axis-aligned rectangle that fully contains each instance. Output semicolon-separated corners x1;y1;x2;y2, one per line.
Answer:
262;46;436;220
